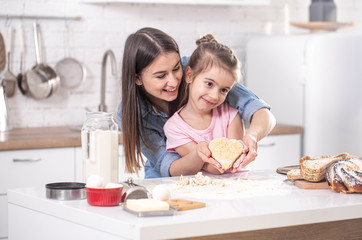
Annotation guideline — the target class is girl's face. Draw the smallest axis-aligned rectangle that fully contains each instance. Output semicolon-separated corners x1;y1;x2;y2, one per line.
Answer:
136;52;182;112
186;66;235;113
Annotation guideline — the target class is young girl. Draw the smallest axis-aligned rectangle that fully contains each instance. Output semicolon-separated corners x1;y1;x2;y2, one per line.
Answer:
164;34;246;174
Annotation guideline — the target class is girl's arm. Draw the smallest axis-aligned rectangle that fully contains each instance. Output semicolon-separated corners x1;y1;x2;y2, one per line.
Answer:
170;142;223;176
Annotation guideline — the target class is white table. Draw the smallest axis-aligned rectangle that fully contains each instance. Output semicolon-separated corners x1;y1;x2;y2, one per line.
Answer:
8;171;362;240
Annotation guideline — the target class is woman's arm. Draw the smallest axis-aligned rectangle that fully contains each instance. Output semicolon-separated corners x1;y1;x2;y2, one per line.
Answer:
227;114;244;140
240;108;276;168
226;83;276;169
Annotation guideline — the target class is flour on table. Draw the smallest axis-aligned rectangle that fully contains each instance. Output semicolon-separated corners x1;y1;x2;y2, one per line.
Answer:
169;172;295;199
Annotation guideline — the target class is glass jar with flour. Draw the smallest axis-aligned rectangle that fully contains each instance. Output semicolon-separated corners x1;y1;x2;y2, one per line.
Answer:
81;112;119;184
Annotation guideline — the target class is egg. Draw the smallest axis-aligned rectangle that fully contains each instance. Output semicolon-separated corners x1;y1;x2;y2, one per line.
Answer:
152;185;171;201
86;174;105;188
105;182;123;189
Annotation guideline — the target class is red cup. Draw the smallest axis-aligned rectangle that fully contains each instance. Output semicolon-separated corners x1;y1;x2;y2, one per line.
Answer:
85;186;123;206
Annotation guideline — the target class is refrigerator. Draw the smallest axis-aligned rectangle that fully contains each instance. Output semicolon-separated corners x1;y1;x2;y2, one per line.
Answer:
246;32;362;157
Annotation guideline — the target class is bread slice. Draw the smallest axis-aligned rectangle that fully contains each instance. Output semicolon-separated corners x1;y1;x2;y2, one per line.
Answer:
299;155;332;164
300;169;326;182
301;153;349;174
287;168;303;180
209;138;243;170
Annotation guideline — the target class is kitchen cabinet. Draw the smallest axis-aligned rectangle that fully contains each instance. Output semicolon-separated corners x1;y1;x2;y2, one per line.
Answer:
0;147;76;239
248;134;301;171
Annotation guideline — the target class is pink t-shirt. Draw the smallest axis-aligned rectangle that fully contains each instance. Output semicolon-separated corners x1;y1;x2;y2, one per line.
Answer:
164;102;238;152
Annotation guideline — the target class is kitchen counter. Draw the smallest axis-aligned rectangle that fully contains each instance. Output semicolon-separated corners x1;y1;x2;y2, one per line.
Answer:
7;171;362;240
0;124;302;151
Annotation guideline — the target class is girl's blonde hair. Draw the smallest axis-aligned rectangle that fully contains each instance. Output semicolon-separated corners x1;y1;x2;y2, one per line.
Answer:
179;34;241;108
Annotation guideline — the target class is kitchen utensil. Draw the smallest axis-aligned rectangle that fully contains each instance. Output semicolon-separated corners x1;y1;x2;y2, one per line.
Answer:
123;205;177;217
16;24;27;95
166;199;206;211
2;25;16;97
46;182;86;201
122;204;177;217
0;84;9;132
122;177;153;201
0;33;5;72
276;165;299;175
284;179;330;189
86;186;123;206
55;23;86;89
24;23;60;99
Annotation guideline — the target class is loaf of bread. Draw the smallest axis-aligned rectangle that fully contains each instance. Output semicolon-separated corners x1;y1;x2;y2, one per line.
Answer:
326;158;362;193
209;138;244;170
300;153;350;182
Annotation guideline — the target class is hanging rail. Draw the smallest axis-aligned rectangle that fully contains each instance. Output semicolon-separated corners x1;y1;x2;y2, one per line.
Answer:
0;15;82;21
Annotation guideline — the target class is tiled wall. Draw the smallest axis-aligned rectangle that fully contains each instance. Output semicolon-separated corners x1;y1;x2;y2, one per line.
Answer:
0;0;361;128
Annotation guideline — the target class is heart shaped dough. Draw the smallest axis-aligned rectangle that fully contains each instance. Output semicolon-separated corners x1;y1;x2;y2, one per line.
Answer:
209;138;244;170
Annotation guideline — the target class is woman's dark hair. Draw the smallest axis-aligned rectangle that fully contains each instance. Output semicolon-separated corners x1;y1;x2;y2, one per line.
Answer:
179;34;241;108
121;27;183;173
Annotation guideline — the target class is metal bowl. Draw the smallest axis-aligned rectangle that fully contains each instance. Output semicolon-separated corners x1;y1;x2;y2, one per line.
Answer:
46;182;86;201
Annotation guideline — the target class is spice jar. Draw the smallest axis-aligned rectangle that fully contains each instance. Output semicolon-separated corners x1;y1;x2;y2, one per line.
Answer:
81;112;119;184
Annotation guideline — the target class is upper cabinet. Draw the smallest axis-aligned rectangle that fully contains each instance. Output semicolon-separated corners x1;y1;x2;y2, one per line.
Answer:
82;0;270;6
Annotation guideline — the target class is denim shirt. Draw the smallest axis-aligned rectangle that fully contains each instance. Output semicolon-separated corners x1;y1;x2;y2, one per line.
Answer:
117;56;270;178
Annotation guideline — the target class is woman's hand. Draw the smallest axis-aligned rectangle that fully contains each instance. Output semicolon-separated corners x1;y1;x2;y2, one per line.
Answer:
239;134;258;168
230;140;248;173
235;108;276;169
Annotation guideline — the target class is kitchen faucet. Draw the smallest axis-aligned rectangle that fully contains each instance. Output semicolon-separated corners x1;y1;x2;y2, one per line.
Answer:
99;50;117;112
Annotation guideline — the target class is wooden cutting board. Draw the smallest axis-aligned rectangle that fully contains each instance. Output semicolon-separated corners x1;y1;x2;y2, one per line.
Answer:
293;180;330;189
166;199;206;211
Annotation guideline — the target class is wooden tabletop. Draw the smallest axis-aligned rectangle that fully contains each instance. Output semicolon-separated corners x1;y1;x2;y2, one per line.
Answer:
0;124;302;151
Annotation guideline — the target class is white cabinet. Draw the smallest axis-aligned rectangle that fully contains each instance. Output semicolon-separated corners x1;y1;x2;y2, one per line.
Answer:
248;134;301;171
118;145;145;182
0;147;76;239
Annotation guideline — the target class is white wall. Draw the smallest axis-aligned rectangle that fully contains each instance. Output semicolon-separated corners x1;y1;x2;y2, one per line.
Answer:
0;0;361;128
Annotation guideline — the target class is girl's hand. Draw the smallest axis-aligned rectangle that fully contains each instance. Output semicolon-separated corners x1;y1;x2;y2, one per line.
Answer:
197;141;224;173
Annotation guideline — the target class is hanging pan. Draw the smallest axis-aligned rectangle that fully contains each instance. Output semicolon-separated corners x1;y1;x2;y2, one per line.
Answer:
55;22;86;89
0;33;5;73
23;23;60;99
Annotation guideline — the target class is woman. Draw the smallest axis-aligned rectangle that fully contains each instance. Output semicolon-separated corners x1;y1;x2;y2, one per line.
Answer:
117;27;276;178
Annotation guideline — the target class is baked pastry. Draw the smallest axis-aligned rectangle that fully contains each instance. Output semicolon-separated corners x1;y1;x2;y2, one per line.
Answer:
326;158;362;193
209;138;243;170
300;153;349;182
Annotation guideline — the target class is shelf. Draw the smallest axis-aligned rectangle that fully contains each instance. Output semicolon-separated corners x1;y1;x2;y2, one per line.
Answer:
290;22;355;33
0;15;82;21
82;0;270;6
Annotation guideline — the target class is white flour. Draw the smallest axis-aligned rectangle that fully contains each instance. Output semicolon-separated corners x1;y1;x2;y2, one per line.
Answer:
166;172;296;200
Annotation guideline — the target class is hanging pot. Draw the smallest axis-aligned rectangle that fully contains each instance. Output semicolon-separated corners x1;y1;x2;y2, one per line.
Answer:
23;23;60;99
